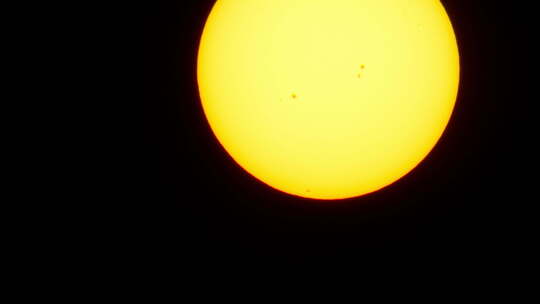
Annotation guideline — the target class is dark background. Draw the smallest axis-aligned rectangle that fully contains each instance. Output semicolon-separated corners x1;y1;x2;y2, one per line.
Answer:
144;1;530;264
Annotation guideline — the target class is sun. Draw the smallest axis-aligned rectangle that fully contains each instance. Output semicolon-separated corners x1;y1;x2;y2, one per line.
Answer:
197;0;460;200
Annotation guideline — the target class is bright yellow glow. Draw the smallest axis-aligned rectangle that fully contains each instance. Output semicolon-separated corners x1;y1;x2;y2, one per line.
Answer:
197;0;460;200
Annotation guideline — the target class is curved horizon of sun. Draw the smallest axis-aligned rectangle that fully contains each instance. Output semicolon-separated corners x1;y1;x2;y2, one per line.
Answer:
197;0;460;200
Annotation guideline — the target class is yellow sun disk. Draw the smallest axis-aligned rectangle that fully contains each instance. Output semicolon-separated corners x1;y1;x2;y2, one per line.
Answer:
197;0;460;200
